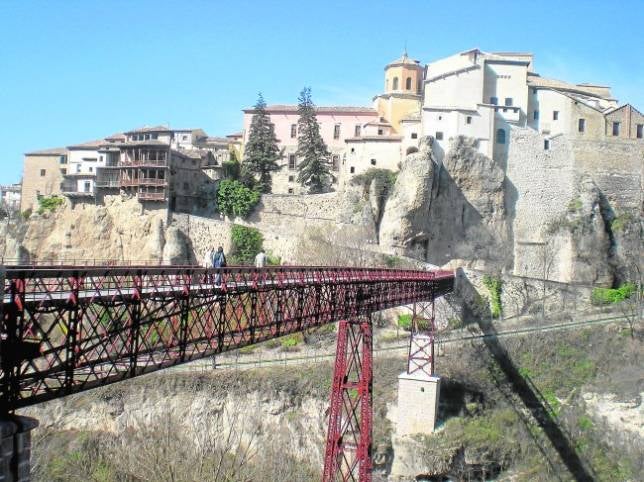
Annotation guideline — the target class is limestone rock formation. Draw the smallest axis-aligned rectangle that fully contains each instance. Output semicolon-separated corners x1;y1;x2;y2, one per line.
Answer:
380;135;509;269
162;226;190;265
379;136;436;257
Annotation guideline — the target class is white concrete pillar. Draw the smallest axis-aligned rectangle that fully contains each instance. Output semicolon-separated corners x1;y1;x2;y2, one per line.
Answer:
391;372;441;479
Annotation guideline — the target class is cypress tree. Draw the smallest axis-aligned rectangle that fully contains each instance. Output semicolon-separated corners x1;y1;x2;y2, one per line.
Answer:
243;93;281;193
296;87;332;193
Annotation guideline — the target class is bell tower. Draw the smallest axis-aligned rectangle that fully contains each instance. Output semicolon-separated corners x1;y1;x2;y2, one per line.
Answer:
374;51;424;132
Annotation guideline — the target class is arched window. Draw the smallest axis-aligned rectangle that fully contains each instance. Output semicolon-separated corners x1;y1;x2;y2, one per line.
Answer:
405;77;412;90
496;128;506;144
406;146;418;155
392;77;399;90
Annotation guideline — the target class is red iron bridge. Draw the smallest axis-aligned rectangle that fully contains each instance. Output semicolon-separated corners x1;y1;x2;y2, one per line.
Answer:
1;265;454;482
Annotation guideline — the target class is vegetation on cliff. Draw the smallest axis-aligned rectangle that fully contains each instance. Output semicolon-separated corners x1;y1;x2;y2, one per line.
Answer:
36;195;64;215
216;180;260;218
243;93;282;193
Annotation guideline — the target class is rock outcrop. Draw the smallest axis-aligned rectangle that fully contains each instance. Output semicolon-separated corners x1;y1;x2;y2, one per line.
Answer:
380;135;509;269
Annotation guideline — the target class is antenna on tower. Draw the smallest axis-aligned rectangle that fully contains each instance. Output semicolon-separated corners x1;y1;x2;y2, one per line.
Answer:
404;40;408;58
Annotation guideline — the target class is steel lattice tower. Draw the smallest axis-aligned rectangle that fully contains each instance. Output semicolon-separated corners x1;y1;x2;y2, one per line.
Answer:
322;316;373;482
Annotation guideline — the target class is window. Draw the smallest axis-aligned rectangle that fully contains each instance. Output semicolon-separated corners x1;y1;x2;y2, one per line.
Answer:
59;155;67;164
533;111;539;120
490;96;498;105
288;175;294;182
350;166;355;174
411;132;418;139
612;121;620;136
532;88;538;95
496;128;506;144
420;387;425;393
438;115;442;120
288;188;294;194
466;116;472;124
152;133;158;140
578;118;586;133
76;164;81;173
290;124;297;138
84;181;91;192
182;135;187;141
288;154;296;169
145;134;151;140
333;124;341;139
553;111;559;120
183;182;189;190
504;98;513;107
544;139;550;150
332;154;339;171
40;169;46;176
377;129;383;135
350;147;355;153
89;166;93;172
392;77;399;90
435;131;444;140
60;168;67;175
637;124;643;139
354;125;361;137
99;155;104;163
370;159;376;166
405;77;412;90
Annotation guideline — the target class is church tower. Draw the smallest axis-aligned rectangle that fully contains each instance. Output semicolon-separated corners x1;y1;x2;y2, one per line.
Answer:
374;51;424;133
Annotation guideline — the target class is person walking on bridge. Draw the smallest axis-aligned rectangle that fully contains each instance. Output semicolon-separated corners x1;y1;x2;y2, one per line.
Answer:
212;246;227;285
254;249;267;268
203;247;214;283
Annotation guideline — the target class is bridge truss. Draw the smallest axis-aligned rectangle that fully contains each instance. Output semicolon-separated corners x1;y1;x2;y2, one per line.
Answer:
1;265;454;481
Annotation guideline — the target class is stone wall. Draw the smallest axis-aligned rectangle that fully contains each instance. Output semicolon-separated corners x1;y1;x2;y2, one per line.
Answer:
458;268;594;322
507;127;643;283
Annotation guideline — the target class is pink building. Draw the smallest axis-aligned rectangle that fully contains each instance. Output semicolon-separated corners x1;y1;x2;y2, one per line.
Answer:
242;105;378;194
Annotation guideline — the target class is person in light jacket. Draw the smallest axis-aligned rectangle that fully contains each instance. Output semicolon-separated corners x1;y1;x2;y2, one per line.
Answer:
255;249;267;268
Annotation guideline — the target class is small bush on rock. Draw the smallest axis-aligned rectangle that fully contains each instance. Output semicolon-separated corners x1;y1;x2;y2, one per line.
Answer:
37;195;64;215
230;225;263;265
216;180;260;218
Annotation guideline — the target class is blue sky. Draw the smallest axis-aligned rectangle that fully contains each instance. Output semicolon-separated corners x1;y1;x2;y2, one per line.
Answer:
1;0;642;184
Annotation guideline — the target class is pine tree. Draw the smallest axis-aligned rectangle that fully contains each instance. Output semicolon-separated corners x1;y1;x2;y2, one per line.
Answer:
296;87;332;193
243;93;282;193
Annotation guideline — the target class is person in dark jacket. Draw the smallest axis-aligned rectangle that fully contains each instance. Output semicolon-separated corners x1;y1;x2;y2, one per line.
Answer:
212;246;226;285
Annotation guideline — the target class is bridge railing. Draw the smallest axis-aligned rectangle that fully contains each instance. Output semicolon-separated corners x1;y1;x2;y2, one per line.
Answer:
1;266;454;410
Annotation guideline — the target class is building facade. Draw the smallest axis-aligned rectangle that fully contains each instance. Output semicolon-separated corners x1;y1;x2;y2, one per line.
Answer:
242;105;379;194
0;184;21;211
21;148;68;212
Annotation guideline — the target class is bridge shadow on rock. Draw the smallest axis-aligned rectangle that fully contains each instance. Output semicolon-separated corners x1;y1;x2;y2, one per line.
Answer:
456;269;596;482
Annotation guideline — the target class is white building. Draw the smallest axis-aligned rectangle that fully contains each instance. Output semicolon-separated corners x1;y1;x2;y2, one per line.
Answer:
0;184;21;211
420;49;629;163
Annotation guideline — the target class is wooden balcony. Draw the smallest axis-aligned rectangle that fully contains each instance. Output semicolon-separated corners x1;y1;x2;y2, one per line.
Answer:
137;191;167;201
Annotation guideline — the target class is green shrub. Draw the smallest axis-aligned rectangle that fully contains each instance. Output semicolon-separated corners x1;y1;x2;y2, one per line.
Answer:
37;195;64;215
222;155;241;180
216;179;260;218
280;333;304;351
591;283;635;305
21;208;32;219
230;224;263;265
482;274;503;318
266;252;281;266
384;255;401;268
578;415;593;431
397;313;412;331
567;197;582;212
611;213;634;232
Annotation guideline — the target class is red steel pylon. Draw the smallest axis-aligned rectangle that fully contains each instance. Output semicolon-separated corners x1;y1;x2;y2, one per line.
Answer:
322;316;373;482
